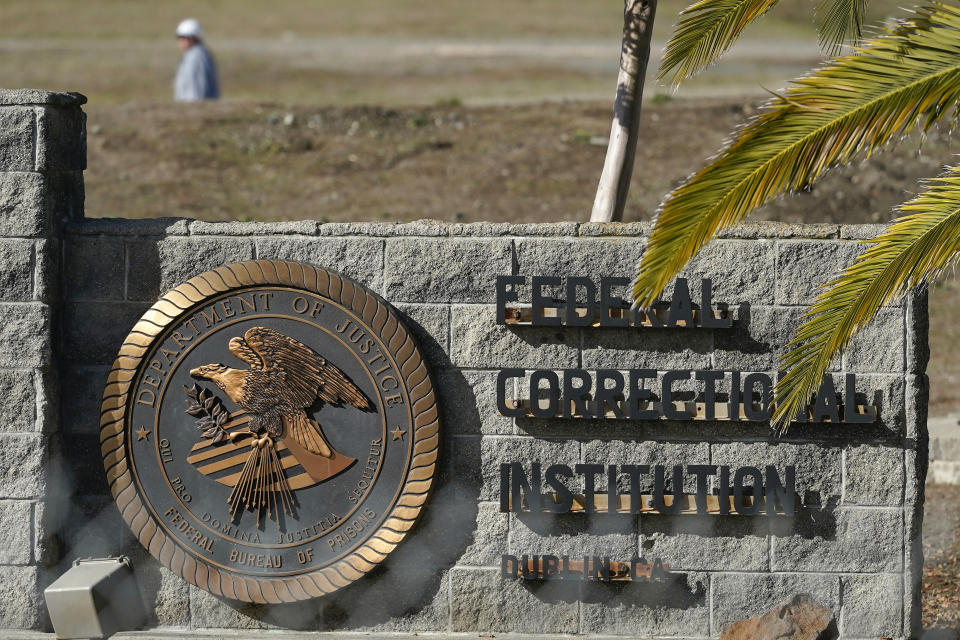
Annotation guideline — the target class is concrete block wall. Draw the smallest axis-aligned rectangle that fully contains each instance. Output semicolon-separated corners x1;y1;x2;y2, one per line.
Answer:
0;90;85;629
56;219;927;639
0;90;929;638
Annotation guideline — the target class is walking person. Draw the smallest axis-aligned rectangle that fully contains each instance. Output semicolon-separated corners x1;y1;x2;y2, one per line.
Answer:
174;18;220;102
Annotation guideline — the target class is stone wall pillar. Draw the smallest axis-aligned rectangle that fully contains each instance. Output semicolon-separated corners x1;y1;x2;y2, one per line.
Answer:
0;89;85;629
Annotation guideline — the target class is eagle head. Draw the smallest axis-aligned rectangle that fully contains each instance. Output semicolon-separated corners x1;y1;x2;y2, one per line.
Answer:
190;363;230;381
189;363;248;405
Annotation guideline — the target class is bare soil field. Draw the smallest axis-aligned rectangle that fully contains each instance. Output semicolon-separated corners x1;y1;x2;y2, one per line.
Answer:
85;98;954;225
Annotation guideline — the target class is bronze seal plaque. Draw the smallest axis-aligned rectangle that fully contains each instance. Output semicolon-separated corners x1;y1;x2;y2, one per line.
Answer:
100;260;439;603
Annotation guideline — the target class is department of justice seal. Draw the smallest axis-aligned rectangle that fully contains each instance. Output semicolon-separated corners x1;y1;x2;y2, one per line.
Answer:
100;260;439;603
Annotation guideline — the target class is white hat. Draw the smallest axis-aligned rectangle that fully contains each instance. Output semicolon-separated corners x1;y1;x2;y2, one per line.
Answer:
176;18;204;39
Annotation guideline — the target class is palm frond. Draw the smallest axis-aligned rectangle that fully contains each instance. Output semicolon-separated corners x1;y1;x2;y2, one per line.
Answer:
634;2;960;308
658;0;781;85
774;165;960;430
816;0;869;55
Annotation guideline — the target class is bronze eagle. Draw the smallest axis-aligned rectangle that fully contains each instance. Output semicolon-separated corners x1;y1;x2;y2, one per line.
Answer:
190;326;373;523
190;326;372;460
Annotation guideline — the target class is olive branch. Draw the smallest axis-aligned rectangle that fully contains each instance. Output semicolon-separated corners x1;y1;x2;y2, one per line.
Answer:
184;383;230;444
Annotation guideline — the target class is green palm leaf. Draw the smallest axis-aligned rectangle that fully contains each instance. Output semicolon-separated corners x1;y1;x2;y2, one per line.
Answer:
774;166;960;430
816;0;869;55
634;2;960;308
658;0;781;84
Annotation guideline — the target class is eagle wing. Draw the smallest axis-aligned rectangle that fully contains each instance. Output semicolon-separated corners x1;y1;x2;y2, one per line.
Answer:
228;336;263;368
283;412;333;458
242;326;372;412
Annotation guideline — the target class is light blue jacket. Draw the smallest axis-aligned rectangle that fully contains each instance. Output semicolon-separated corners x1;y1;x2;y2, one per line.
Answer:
174;43;220;101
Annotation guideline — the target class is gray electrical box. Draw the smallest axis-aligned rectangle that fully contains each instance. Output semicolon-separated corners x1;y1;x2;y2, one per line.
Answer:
43;557;146;640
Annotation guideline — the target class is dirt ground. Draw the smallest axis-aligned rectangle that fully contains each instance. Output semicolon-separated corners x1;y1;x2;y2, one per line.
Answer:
84;98;954;225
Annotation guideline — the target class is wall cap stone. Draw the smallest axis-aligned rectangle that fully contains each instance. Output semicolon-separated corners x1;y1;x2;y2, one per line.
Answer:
721;222;839;239
841;223;892;239
63;218;892;240
190;220;320;236
450;221;579;236
0;89;87;107
65;218;190;236
578;222;650;237
318;220;448;237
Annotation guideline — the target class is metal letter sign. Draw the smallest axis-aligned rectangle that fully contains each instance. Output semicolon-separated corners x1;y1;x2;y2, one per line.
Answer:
101;261;439;603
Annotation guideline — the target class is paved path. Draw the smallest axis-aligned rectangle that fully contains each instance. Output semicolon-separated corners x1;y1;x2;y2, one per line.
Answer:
0;36;823;71
0;35;824;102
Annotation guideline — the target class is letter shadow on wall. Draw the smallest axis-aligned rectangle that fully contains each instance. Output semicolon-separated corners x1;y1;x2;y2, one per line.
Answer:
511;513;619;604
640;499;839;548
772;495;840;541
513;511;705;608
717;303;769;361
579;572;706;609
639;497;839;542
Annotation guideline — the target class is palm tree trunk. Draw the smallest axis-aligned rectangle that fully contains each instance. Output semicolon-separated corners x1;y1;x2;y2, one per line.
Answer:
590;0;658;223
